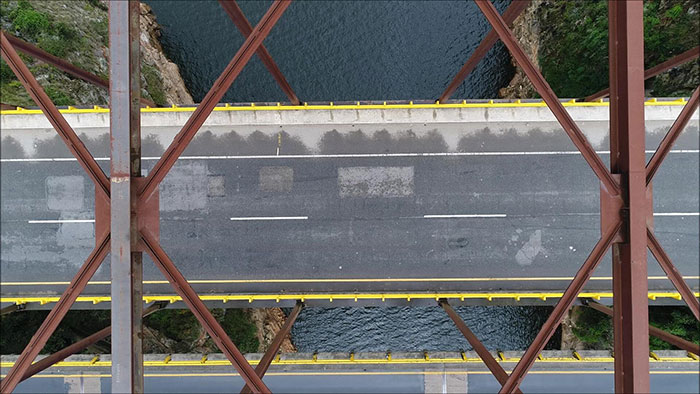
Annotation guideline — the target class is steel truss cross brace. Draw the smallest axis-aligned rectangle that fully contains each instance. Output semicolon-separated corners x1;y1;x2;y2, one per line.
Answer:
219;0;300;105
1;31;156;107
241;302;303;393
1;1;290;391
584;300;700;355
586;46;700;102
465;1;697;392
439;300;523;393
0;30;112;394
18;302;168;383
438;0;530;103
644;86;700;320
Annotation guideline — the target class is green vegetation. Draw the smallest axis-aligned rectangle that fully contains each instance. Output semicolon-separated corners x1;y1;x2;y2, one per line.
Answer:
0;0;166;106
143;64;168;106
1;308;260;355
538;0;699;98
649;307;700;350
572;306;613;349
572;306;699;350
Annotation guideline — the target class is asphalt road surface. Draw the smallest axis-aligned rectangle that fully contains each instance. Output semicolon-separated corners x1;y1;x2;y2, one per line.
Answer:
2;124;698;303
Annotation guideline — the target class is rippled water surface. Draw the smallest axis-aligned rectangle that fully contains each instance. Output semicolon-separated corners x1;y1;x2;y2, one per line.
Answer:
291;306;558;352
146;0;514;102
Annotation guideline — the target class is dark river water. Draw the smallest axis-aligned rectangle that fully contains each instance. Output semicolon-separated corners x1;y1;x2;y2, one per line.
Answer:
145;0;555;351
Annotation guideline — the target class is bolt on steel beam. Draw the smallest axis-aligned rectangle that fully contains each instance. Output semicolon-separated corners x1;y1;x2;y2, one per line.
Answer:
138;0;292;202
0;32;110;199
109;1;144;392
219;0;300;105
241;301;303;393
609;1;650;391
140;230;269;393
584;300;700;354
0;234;110;393
20;302;167;383
438;0;530;103
473;0;620;196
498;221;622;394
586;46;699;102
439;300;522;393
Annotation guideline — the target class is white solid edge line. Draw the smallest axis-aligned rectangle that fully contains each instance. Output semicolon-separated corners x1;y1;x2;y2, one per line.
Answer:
424;214;507;219
653;212;699;217
1;149;698;162
230;216;309;221
28;219;95;224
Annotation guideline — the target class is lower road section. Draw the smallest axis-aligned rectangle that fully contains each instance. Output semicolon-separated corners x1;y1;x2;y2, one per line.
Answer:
2;351;698;393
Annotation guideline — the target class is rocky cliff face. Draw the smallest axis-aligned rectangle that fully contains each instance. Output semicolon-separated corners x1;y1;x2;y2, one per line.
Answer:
249;308;296;353
138;3;193;105
498;1;539;99
1;0;192;106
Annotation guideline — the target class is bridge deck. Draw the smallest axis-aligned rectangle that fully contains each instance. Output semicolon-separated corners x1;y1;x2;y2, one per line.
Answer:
1;101;698;308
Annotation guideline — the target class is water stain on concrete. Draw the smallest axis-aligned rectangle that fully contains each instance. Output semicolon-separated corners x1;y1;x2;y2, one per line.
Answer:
515;229;544;266
46;175;84;211
259;166;294;193
160;162;208;211
338;166;414;198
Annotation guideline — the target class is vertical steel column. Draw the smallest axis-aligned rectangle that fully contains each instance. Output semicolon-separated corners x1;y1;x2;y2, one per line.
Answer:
109;1;143;392
608;1;650;392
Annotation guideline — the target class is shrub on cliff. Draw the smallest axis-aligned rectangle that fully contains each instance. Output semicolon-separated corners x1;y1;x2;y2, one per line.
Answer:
538;0;699;98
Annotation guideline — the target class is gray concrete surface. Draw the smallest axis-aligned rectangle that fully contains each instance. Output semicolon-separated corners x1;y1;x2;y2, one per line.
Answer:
1;103;698;307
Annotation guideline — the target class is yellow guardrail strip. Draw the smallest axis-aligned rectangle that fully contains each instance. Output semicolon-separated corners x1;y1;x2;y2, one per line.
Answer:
1;355;696;370
3;370;700;379
2;275;697;286
1;291;697;306
0;98;689;115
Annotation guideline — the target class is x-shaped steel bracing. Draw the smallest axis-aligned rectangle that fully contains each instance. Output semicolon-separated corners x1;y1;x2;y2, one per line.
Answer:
0;1;292;392
1;1;697;393
457;1;699;393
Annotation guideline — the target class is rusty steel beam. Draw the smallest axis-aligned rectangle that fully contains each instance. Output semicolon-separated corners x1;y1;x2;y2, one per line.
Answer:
0;303;25;316
646;86;700;185
0;31;110;198
607;3;625;390
647;227;700;320
240;301;303;394
140;230;269;393
473;0;620;196
2;31;156;106
438;0;529;102
609;1;650;391
138;0;291;202
498;221;622;393
586;46;700;101
109;1;144;392
585;300;700;354
219;0;300;105
20;302;167;382
439;300;522;393
0;234;110;393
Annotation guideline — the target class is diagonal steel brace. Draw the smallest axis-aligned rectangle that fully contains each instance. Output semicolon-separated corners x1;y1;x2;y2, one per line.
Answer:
219;0;300;105
0;31;110;198
138;0;292;202
140;230;269;393
474;0;620;196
